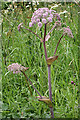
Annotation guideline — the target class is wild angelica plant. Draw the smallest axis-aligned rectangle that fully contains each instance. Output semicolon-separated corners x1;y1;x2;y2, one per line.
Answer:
8;8;73;118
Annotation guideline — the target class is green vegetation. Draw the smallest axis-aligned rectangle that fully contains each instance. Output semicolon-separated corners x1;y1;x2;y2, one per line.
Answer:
1;2;79;118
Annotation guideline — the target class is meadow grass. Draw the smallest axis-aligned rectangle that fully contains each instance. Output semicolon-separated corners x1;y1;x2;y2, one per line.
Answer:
1;2;79;118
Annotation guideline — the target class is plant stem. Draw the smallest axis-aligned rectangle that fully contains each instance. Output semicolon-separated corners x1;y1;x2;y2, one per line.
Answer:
21;71;42;99
47;24;56;36
22;72;32;96
22;26;41;40
48;65;54;118
48;65;52;101
43;23;47;60
54;33;64;55
43;23;54;118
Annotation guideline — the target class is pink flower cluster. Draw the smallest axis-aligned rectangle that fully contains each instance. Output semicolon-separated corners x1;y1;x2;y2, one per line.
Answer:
7;63;29;74
29;8;61;28
63;26;74;38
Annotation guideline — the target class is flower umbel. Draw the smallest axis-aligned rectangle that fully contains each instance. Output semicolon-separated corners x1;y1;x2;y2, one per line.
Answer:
63;26;74;38
7;63;29;74
29;8;61;28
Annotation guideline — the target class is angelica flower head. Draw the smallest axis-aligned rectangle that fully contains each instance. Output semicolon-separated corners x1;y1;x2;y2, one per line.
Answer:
7;63;29;74
63;26;74;38
29;8;61;28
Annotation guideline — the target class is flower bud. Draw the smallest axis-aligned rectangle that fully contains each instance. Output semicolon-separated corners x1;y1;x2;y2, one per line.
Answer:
71;81;74;84
74;83;75;85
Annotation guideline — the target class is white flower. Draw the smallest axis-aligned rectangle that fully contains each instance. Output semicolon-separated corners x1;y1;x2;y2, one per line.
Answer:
7;63;29;74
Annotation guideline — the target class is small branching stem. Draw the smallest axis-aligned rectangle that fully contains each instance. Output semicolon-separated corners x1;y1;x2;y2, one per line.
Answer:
54;33;64;55
43;23;47;60
48;24;56;36
23;73;32;96
21;71;42;99
22;26;41;40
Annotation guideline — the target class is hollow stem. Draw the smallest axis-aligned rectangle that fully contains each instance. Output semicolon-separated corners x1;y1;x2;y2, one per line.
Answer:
54;33;64;55
48;65;54;118
43;23;54;118
21;71;42;99
48;65;52;101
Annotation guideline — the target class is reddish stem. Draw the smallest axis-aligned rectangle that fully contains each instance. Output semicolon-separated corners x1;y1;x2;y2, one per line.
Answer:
21;71;42;99
43;23;47;60
22;26;41;40
54;33;64;55
43;23;54;118
48;24;56;36
48;65;54;118
48;65;52;102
